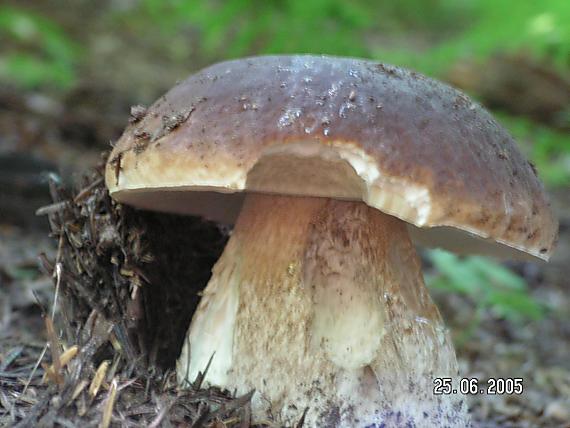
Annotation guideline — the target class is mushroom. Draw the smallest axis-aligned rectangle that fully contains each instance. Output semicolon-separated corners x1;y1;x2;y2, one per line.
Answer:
104;55;558;427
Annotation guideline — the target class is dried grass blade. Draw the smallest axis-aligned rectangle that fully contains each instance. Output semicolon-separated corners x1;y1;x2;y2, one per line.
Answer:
89;360;110;399
99;377;118;428
44;316;63;387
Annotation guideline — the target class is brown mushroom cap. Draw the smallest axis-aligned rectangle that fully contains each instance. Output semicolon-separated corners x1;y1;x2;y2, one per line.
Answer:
105;55;558;261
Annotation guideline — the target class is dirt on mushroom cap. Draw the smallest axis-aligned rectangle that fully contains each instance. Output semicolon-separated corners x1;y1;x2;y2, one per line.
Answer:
106;55;558;262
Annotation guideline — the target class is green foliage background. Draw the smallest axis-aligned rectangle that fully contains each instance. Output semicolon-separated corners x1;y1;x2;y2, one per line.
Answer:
0;6;79;89
1;0;568;323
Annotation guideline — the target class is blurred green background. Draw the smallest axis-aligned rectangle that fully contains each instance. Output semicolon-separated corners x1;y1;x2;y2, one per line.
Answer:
0;0;568;324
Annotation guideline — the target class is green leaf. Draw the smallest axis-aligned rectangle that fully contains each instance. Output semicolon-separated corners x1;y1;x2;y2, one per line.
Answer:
468;257;526;291
487;289;545;321
0;6;79;89
426;249;545;323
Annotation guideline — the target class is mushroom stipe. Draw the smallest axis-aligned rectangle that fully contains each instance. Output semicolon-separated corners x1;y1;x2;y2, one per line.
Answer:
178;193;467;426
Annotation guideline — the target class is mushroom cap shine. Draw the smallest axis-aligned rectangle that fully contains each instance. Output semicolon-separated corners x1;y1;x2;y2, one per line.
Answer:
105;55;558;261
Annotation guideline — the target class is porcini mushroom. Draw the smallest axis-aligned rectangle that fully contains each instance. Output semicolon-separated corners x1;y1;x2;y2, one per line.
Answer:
104;55;558;427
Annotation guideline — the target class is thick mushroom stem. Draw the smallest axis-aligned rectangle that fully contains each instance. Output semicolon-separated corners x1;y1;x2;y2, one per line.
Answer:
177;194;469;427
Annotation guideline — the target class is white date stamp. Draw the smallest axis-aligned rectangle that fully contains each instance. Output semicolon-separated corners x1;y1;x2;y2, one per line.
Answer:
433;377;524;395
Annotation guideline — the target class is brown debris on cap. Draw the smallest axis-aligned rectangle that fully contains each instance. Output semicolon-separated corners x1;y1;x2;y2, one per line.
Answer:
105;55;558;261
129;105;148;124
